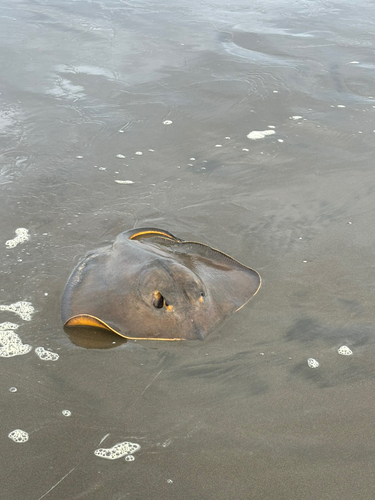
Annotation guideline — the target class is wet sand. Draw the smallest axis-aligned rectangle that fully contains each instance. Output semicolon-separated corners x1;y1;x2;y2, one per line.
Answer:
1;0;375;498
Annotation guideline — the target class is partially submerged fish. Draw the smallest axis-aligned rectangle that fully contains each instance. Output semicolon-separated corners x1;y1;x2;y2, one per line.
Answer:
62;228;261;340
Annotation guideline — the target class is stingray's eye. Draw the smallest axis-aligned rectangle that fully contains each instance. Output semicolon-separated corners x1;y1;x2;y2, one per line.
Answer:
200;291;205;297
153;291;164;308
152;291;173;311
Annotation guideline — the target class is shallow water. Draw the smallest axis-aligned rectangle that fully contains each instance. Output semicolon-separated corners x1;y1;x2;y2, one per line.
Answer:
1;0;375;498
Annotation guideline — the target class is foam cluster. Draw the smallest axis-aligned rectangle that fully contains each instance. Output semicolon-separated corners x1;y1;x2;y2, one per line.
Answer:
307;358;319;368
94;441;141;460
338;345;353;356
247;129;275;140
62;410;71;417
8;429;29;443
5;228;30;249
35;347;59;361
0;301;35;321
0;323;32;357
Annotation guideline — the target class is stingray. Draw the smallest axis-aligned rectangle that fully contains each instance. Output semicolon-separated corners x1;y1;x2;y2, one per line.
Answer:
61;228;261;341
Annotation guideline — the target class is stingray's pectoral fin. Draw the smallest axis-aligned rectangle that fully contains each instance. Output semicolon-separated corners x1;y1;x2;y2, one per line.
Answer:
64;314;119;334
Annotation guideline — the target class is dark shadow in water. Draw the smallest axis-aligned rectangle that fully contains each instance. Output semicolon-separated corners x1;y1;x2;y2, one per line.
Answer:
177;350;269;396
287;318;375;388
289;357;375;389
285;317;374;347
290;360;329;387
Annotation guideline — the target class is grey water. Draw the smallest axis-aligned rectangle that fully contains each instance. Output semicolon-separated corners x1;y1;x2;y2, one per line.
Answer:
1;0;375;498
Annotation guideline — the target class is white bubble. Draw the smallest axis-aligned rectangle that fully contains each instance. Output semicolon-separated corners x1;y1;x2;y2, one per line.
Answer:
98;167;106;171
8;429;29;443
162;438;172;448
76;156;83;159
5;228;30;249
289;116;303;120
268;125;275;129
94;441;141;460
116;154;125;158
167;479;173;484
124;455;135;462
9;387;17;392
307;358;319;368
337;105;346;108
337;345;353;356
62;410;72;416
350;61;359;64
215;144;222;147
135;151;143;155
35;347;59;361
247;130;275;140
115;180;134;184
242;148;249;151
0;301;35;321
163;120;173;125
278;139;284;143
0;327;32;358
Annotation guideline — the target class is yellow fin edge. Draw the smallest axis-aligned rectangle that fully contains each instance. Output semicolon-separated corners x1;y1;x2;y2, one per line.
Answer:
64;314;183;341
129;230;177;241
